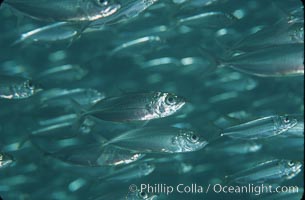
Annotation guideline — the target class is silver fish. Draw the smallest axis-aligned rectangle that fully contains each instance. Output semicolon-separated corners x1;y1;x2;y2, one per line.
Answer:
13;22;79;45
0;75;41;99
280;118;304;138
105;127;208;153
39;88;104;109
0;152;14;168
226;159;302;184
111;36;163;56
79;92;185;122
231;21;304;51
42;143;144;167
90;0;159;26
221;115;298;140
221;44;304;77
36;64;88;83
178;11;237;29
5;0;121;22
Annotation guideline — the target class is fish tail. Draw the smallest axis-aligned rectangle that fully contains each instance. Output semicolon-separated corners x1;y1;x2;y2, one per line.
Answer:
198;46;229;71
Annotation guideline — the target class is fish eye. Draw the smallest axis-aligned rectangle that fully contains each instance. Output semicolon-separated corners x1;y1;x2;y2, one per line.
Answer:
284;116;290;123
190;134;199;143
165;95;177;105
26;80;35;89
288;161;295;166
97;0;108;6
139;191;148;198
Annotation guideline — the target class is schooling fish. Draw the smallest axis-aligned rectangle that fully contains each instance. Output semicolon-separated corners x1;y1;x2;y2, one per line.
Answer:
226;159;302;184
217;44;304;77
40;143;144;167
104;127;208;153
75;91;186;122
221;115;298;140
4;0;121;22
90;0;159;26
230;20;304;51
0;152;14;168
0;74;41;99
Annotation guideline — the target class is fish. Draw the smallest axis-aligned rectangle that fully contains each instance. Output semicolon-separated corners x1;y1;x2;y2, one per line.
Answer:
39;88;104;109
12;22;80;45
111;36;164;56
177;11;238;29
221;115;298;140
225;159;302;184
0;74;42;99
280;117;304;138
220;44;304;77
36;64;88;84
104;127;208;153
0;152;14;168
89;0;159;26
230;20;304;51
4;0;121;22
76;91;186;122
39;143;145;167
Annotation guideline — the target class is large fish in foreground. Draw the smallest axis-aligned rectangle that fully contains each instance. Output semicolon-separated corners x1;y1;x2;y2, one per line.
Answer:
75;92;186;122
4;0;121;22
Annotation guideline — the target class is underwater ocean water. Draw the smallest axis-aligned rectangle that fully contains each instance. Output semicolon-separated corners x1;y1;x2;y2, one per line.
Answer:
0;0;304;199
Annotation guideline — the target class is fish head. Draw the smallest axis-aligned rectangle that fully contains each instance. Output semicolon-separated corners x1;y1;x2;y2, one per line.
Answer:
174;130;208;152
154;92;186;117
13;79;42;99
280;160;302;179
278;115;298;131
0;153;14;168
138;162;155;177
90;0;121;19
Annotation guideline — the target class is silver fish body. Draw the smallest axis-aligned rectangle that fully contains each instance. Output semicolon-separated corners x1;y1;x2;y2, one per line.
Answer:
226;159;302;184
222;44;304;77
0;75;41;99
106;127;208;153
5;0;121;22
41;143;144;167
83;92;185;122
231;21;304;51
221;115;298;140
90;0;159;26
39;88;104;109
